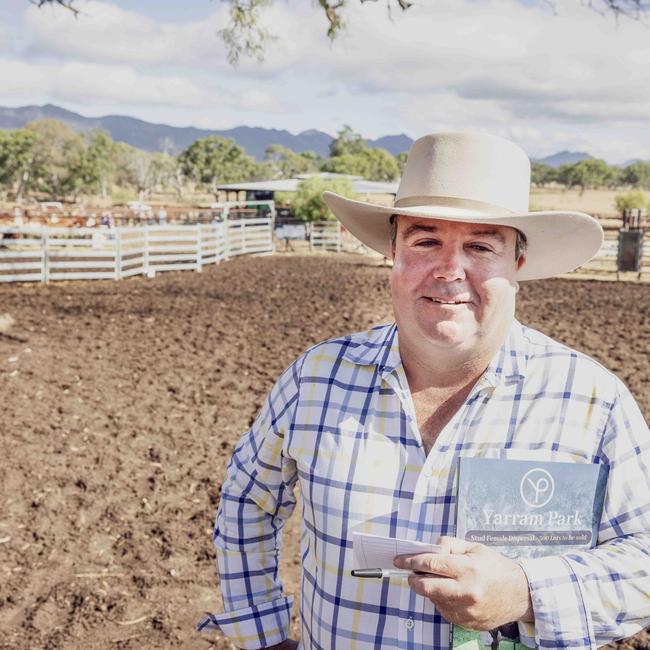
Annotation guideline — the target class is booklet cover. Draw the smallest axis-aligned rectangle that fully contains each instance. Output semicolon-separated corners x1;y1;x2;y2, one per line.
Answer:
451;457;608;649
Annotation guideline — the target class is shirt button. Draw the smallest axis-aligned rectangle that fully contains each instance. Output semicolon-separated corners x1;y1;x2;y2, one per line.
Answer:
405;617;415;630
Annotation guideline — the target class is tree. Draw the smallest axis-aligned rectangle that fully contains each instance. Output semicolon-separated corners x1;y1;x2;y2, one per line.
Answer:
292;177;356;222
323;125;400;181
112;144;160;200
322;148;399;181
531;163;558;187
557;159;613;194
23;118;86;198
621;161;650;189
0;129;39;199
32;0;650;64
329;125;367;158
62;129;116;200
178;136;260;193
264;144;320;178
396;152;408;175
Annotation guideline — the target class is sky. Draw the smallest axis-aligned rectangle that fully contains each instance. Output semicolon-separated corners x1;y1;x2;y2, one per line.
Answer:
1;0;649;163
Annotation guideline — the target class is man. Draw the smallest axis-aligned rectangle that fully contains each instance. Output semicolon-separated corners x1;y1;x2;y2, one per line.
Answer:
198;132;650;649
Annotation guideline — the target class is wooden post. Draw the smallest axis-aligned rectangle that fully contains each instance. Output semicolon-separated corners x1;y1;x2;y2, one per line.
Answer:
114;227;122;280
42;228;49;284
143;226;149;277
196;224;202;272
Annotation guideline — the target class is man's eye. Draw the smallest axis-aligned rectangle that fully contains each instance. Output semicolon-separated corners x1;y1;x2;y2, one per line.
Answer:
414;239;438;247
468;244;492;252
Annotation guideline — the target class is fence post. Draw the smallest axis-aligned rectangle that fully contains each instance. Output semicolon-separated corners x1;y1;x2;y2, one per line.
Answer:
214;223;220;264
196;224;202;272
268;217;275;253
242;221;247;254
224;221;230;261
114;227;122;280
42;228;49;284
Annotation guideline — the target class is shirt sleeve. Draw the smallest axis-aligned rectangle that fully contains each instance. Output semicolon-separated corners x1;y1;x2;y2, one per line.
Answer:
197;357;303;649
519;380;650;649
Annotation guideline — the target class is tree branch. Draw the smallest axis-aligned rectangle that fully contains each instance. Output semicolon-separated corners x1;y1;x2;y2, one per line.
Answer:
30;0;79;15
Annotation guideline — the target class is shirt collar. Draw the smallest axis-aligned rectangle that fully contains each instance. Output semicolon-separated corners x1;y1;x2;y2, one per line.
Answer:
342;323;401;375
342;320;528;387
476;319;528;389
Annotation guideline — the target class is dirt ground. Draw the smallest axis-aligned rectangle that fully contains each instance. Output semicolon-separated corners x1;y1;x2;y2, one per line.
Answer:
0;253;648;650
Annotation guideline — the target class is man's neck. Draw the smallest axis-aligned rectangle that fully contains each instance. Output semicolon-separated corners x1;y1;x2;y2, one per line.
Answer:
398;336;501;393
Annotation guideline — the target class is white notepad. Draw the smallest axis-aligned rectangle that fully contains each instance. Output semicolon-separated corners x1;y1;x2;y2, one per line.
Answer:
352;532;442;570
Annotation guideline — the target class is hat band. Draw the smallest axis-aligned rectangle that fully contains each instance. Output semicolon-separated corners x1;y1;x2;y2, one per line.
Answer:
394;195;517;216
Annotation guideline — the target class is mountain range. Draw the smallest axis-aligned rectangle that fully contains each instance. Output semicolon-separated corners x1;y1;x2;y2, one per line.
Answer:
0;104;602;167
0;104;414;160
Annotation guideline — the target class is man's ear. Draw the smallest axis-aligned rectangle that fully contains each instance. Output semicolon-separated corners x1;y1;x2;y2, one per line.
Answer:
516;253;526;272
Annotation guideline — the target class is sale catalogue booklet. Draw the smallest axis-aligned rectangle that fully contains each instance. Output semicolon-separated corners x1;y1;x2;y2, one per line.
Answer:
452;457;608;650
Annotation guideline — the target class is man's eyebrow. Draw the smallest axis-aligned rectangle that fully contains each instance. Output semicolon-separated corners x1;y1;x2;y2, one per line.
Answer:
401;223;438;239
399;223;507;244
469;229;506;244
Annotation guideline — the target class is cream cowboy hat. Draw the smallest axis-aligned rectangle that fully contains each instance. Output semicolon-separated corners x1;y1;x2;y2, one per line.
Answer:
322;131;603;281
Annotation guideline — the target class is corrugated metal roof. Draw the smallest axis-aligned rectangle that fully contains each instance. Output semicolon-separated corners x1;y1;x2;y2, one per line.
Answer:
218;176;398;195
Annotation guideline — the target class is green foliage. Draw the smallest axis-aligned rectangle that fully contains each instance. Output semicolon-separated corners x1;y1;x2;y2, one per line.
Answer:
614;191;650;213
531;163;558;186
324;126;399;181
557;159;613;194
322;148;399;181
0;129;39;198
329;125;367;157
178;136;260;192
621;161;650;188
396;152;408;175
22;119;87;198
219;0;275;65
264;144;320;178
292;177;356;222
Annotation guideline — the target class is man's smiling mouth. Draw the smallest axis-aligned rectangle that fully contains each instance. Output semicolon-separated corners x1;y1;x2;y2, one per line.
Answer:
425;297;470;305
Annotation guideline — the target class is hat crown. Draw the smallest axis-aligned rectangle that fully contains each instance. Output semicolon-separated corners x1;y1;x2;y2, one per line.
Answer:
397;132;531;214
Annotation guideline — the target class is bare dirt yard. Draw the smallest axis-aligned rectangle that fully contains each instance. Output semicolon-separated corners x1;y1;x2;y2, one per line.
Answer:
1;253;648;649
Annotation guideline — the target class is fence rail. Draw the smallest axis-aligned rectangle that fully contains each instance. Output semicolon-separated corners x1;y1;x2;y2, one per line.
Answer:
310;221;341;253
0;219;274;283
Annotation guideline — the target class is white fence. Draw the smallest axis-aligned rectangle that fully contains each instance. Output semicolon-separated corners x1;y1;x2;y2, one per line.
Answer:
0;218;274;283
310;221;341;253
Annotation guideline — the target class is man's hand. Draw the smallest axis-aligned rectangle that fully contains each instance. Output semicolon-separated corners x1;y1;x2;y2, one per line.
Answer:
394;536;534;631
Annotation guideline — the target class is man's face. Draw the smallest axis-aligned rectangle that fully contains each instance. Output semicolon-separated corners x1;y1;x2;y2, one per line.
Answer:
390;216;525;358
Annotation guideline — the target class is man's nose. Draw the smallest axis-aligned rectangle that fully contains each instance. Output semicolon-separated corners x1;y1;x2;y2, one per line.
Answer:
431;246;466;281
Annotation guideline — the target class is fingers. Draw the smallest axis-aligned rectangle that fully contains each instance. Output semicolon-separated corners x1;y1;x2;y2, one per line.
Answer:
406;572;461;602
394;551;468;577
436;535;477;554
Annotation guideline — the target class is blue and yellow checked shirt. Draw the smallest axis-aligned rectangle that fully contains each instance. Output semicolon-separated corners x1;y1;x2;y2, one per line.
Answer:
198;321;650;649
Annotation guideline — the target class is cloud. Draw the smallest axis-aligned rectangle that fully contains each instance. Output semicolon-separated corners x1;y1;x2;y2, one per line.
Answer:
6;0;650;159
24;0;230;67
0;57;209;106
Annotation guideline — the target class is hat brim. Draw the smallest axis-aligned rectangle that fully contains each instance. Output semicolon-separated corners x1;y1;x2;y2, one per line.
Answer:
322;192;604;281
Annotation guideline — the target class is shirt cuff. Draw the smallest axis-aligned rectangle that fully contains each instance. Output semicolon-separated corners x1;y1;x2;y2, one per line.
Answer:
196;596;293;649
518;555;596;649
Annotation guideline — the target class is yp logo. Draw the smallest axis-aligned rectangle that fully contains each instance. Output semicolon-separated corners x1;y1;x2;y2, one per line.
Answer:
520;468;555;508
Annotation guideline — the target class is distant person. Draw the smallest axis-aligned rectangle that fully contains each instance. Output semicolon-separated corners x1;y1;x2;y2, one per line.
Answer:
199;132;650;649
157;206;168;225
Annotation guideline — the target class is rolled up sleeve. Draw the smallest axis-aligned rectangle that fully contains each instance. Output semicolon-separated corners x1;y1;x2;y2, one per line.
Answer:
197;358;303;648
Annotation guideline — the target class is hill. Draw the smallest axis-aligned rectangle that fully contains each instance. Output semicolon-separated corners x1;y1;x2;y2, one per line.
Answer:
0;104;414;160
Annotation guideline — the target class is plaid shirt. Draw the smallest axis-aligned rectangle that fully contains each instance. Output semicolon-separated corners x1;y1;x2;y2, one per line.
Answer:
198;321;650;649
